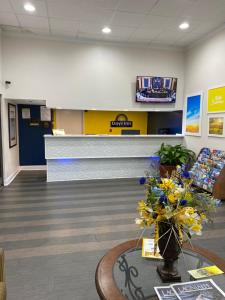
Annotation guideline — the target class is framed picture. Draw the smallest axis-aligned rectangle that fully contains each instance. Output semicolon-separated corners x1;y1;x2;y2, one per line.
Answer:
208;116;224;137
8;103;17;148
184;93;203;136
208;85;225;113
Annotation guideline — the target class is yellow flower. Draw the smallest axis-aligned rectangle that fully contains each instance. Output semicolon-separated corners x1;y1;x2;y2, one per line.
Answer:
200;213;206;220
168;193;177;203
185;207;195;215
184;192;192;201
174;210;186;225
137;200;147;211
140;210;149;219
184;217;196;226
159;178;175;190
146;217;154;226
190;223;202;233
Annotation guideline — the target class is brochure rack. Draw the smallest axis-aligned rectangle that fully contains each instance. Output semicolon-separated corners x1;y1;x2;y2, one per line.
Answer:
190;148;225;200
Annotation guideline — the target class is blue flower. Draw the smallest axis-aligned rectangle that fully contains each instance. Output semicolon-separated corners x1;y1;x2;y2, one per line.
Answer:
159;195;168;205
180;199;187;206
182;171;190;178
139;177;146;185
215;199;222;207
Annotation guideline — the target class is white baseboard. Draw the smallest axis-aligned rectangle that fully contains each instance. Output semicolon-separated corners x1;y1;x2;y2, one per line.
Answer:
19;165;47;170
4;168;20;186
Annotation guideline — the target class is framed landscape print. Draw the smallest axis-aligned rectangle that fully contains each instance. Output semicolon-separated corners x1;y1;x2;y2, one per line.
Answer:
208;116;224;137
8;103;17;148
184;93;203;136
208;85;225;113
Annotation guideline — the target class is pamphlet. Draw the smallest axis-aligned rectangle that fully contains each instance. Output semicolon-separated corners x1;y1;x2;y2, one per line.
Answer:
171;279;225;300
154;286;178;300
142;238;162;259
52;129;65;136
188;265;224;279
154;279;225;300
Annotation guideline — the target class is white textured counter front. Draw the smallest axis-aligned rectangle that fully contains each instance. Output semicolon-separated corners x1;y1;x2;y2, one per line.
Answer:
45;135;184;182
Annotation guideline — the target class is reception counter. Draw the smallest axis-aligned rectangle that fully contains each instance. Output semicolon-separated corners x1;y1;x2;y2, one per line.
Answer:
44;135;184;182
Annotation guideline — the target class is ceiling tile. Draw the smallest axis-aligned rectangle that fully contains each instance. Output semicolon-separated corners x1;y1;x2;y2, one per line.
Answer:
0;12;19;26
47;0;83;19
117;0;158;14
130;26;162;40
192;21;224;36
77;32;104;41
182;0;225;21
1;0;225;48
77;8;113;23
152;29;188;44
10;0;48;17
50;18;79;35
110;25;136;37
111;11;145;27
175;32;202;47
17;15;49;29
0;0;12;12
79;22;135;39
150;0;191;17
79;22;103;35
47;0;113;23
80;0;120;10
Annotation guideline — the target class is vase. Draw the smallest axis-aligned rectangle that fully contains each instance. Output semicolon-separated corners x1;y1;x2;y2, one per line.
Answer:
156;221;182;282
159;165;177;178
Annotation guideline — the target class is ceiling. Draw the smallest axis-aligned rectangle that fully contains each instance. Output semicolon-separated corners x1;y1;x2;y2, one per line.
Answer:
1;0;225;48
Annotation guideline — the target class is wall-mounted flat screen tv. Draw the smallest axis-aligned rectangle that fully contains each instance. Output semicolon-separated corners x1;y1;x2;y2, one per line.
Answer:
136;76;177;103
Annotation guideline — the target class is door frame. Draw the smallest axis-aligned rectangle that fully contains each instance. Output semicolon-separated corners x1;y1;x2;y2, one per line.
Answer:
0;95;3;187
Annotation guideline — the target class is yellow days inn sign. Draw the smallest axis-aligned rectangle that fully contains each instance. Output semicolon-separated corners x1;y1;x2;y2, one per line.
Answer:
208;86;225;113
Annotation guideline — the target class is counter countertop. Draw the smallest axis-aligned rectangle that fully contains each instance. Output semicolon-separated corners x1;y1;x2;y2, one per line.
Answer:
44;134;184;138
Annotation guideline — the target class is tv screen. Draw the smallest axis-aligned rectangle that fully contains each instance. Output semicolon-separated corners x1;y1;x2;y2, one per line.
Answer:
136;76;177;103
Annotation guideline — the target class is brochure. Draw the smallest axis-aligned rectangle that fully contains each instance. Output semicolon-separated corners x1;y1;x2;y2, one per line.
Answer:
188;265;224;279
171;279;225;300
154;286;178;300
142;238;162;259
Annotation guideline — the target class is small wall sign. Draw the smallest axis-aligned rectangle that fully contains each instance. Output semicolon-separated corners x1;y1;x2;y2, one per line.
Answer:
110;114;133;127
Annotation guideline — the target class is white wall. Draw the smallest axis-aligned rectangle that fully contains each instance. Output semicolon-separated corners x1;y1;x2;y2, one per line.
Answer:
2;33;185;111
0;30;20;185
184;28;225;153
1;98;19;185
0;29;2;94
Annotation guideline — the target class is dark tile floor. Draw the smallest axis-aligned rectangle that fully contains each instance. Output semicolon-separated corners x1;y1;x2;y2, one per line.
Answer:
0;171;224;299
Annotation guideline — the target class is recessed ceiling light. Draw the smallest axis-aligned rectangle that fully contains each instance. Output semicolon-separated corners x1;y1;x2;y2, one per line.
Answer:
179;22;190;30
102;27;111;34
24;2;36;12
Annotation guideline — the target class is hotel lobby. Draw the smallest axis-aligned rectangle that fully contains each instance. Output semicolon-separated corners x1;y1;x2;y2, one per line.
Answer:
0;0;225;299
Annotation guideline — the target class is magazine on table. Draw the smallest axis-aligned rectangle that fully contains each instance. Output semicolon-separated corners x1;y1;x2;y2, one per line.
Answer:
154;286;178;300
154;279;225;300
142;238;162;259
188;265;224;279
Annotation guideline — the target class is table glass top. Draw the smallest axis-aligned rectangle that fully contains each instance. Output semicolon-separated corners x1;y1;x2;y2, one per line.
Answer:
113;246;225;300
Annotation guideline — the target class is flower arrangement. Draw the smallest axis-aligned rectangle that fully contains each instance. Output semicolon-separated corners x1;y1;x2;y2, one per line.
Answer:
136;166;219;253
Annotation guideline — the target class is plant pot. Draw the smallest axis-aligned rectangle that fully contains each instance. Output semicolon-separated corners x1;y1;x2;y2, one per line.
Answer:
159;165;177;178
157;222;182;282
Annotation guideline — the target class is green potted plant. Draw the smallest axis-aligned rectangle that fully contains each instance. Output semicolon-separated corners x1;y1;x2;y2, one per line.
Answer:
156;143;196;177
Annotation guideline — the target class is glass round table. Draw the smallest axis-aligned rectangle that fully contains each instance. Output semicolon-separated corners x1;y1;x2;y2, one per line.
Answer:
95;239;225;300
